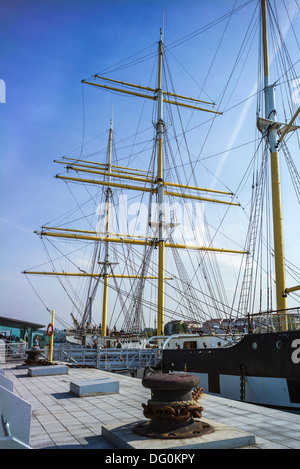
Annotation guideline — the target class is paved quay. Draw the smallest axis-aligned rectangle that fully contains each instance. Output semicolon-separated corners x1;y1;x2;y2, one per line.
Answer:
1;361;300;449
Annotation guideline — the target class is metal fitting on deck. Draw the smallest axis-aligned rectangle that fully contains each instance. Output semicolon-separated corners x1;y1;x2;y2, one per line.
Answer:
133;373;213;439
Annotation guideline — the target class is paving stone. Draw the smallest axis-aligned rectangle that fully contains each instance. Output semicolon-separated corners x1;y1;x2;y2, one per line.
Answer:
1;362;300;450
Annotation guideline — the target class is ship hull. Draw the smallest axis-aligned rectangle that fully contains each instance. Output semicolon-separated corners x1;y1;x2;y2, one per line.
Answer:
162;330;300;409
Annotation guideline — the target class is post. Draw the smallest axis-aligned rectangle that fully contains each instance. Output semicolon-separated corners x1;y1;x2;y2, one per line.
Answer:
261;0;287;330
49;310;55;363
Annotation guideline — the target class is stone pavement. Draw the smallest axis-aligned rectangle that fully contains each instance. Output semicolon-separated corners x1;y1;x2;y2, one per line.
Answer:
1;362;300;449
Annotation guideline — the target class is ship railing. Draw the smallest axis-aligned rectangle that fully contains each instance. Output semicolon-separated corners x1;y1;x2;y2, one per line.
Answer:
251;308;300;333
142;335;169;349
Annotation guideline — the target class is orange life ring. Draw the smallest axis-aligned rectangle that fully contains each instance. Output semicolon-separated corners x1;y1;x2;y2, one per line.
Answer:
47;323;54;336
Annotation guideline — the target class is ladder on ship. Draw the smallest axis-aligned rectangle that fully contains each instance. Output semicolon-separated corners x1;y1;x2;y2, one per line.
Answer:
238;143;269;316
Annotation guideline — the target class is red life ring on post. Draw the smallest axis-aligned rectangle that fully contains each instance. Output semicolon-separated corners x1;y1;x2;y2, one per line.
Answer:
47;323;54;336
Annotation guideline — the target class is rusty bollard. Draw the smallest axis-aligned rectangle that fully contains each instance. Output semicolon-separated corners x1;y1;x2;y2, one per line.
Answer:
133;373;213;439
25;349;43;364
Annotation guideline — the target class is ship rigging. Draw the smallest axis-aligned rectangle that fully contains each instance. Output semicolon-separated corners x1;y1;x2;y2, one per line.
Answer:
24;1;300;408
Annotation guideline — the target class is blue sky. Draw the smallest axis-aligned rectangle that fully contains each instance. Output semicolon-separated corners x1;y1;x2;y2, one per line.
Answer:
1;0;299;329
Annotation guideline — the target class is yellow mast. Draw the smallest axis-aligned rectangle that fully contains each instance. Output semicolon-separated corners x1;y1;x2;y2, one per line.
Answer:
261;0;287;330
101;119;113;337
156;29;165;336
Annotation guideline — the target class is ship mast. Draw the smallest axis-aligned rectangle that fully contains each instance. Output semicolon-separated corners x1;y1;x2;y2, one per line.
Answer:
156;29;165;336
101;118;113;337
261;0;287;330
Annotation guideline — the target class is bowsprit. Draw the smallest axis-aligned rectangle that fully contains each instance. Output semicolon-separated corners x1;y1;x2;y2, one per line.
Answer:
133;373;213;439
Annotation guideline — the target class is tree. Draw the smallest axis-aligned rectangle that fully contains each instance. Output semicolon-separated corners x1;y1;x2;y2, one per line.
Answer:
172;322;189;334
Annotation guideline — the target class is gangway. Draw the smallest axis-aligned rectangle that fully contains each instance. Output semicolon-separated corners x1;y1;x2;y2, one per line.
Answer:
52;344;161;375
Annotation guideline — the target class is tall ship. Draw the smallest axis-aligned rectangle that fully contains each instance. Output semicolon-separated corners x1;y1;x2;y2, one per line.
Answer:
24;0;300;408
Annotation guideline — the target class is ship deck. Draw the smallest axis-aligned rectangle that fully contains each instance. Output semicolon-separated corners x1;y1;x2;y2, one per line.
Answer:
1;361;300;450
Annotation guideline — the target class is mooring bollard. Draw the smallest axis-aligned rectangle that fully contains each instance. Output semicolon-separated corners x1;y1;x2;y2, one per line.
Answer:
25;349;43;364
133;373;213;439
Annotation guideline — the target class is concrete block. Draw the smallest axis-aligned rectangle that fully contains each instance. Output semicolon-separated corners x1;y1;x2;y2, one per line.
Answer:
70;378;119;397
27;365;69;376
102;418;256;450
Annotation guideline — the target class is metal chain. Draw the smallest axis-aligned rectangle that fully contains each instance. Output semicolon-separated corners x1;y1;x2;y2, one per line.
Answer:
147;386;203;408
148;399;199;407
240;364;246;401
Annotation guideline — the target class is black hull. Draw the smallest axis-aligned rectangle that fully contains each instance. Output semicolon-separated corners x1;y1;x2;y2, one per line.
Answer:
162;330;300;409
